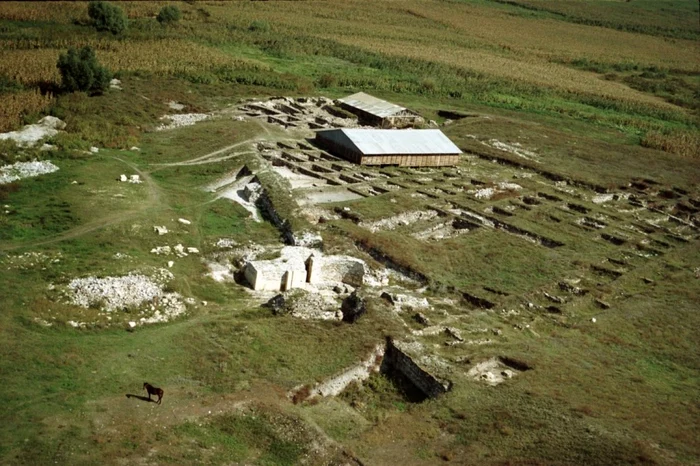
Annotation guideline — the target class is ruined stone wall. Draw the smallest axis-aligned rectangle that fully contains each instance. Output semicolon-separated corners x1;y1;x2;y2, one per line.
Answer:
243;263;262;290
244;262;285;291
255;189;296;245
382;339;451;399
317;256;365;287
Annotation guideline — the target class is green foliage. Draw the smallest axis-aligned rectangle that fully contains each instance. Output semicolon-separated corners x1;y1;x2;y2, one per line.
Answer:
87;1;128;35
249;20;271;33
0;139;21;164
157;5;182;25
0;74;24;94
56;46;111;94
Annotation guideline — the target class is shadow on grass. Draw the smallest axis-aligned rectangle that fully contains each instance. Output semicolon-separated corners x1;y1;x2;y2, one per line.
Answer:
125;394;159;404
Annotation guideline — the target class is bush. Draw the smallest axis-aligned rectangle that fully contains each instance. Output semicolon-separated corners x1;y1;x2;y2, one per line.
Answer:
157;5;181;25
87;1;128;35
317;73;337;88
56;46;112;94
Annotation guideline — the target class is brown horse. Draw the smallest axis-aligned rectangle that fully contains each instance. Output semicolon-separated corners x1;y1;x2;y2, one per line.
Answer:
143;382;164;405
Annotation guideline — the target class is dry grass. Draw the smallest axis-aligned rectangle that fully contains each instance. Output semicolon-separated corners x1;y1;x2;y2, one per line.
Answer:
0;88;54;132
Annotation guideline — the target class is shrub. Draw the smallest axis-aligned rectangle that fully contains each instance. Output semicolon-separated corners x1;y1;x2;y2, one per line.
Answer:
317;73;337;88
157;5;181;25
249;20;270;33
87;1;127;35
56;46;111;94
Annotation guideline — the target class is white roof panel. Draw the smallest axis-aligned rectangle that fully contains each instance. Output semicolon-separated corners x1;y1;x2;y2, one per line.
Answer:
319;129;462;156
337;92;409;118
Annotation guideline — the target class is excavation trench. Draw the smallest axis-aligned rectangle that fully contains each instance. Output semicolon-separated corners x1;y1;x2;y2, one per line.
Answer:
289;338;451;404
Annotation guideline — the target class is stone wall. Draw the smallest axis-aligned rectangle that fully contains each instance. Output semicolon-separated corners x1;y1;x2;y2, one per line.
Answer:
255;188;296;245
382;338;451;399
312;255;365;287
243;262;285;291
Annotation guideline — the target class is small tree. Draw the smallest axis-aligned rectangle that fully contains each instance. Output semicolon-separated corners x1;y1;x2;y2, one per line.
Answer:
88;1;128;35
57;46;112;94
157;5;182;25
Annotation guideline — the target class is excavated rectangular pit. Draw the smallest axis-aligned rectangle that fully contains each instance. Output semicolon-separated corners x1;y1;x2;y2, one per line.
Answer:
461;291;496;309
380;339;451;401
601;233;627;245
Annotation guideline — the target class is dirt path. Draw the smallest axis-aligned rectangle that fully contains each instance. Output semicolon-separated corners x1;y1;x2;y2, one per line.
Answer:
152;139;259;168
167;150;258;167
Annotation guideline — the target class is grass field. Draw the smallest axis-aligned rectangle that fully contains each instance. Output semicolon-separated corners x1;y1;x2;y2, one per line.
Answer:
0;1;699;465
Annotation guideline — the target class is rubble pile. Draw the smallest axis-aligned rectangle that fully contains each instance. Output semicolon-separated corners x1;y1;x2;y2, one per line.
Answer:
64;269;187;327
266;289;342;321
0;160;59;184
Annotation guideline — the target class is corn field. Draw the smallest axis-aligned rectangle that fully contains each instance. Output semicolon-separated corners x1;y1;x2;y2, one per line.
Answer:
0;88;53;132
642;130;700;159
0;40;264;87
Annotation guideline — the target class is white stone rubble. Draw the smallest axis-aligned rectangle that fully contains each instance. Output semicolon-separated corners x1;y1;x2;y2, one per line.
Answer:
485;139;540;162
0;160;59;184
0;116;65;147
156;113;209;131
467;357;520;386
167;101;185;111
592;193;615;204
362;210;439;233
151;246;171;255
64;269;188;327
473;187;496;200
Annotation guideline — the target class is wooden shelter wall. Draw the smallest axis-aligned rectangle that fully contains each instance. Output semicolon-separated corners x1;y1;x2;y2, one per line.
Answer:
361;154;459;167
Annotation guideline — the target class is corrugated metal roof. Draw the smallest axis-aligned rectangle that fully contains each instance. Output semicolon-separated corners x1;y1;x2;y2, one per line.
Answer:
337;92;410;118
318;129;462;156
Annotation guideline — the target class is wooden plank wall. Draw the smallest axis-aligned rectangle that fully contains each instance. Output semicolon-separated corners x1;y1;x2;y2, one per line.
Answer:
362;154;459;167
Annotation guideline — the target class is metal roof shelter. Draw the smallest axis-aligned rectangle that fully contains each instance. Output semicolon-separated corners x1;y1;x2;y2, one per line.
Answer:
336;92;424;128
315;129;461;167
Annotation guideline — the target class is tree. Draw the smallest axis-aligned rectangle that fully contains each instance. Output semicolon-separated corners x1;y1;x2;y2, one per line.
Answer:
157;5;182;25
57;46;111;94
87;1;127;35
